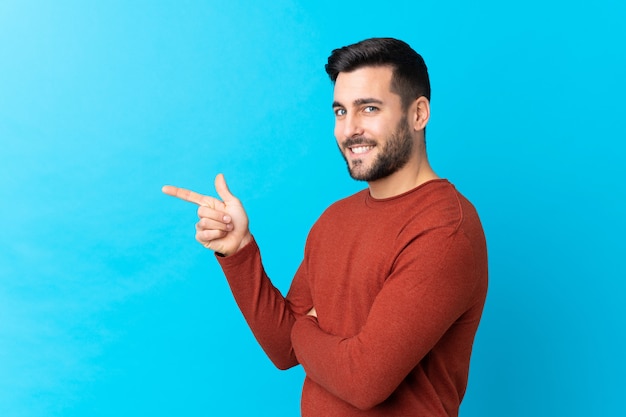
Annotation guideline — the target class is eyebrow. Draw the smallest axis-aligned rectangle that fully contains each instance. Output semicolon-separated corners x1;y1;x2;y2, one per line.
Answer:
332;98;384;108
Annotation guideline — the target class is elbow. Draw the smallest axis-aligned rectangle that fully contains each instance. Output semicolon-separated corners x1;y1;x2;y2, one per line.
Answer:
349;392;389;411
338;377;395;411
273;358;298;371
268;347;300;371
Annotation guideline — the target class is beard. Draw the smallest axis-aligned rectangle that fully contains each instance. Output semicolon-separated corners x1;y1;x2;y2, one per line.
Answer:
339;116;414;182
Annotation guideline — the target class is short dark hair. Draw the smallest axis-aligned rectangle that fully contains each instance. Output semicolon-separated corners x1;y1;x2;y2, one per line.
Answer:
325;38;430;109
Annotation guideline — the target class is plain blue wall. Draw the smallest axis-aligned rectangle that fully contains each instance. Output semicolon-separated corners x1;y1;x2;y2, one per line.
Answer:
1;1;624;416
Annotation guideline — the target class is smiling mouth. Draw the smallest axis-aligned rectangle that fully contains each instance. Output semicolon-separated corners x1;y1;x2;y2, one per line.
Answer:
349;145;374;154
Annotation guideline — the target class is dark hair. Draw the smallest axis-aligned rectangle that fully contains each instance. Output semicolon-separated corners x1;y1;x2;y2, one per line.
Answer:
325;38;430;109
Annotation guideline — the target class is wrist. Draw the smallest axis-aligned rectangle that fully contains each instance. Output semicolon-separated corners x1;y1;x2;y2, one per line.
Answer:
235;232;253;254
217;233;253;257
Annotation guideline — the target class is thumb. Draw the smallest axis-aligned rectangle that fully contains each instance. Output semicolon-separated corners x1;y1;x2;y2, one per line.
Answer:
214;173;238;203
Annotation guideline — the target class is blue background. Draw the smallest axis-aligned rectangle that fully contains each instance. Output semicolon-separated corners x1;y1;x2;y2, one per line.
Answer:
1;1;625;416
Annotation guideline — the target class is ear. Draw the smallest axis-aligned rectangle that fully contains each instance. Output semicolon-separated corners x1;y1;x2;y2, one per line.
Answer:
411;96;430;131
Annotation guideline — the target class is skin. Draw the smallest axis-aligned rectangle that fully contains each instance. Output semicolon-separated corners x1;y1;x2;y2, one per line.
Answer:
162;65;439;317
162;174;251;256
333;66;437;199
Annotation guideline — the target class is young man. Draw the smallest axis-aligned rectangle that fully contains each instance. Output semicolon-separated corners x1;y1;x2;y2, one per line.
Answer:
163;38;488;416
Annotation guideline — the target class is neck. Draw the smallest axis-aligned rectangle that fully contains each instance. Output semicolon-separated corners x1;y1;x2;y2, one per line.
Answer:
367;154;439;199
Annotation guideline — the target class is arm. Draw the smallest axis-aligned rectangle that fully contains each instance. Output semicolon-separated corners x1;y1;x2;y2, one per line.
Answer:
216;238;313;369
163;174;312;369
290;229;482;410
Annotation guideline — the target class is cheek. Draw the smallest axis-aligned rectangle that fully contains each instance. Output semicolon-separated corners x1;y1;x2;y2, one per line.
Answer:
368;118;394;139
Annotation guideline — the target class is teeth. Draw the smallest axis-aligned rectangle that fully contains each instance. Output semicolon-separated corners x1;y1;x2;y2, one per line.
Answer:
350;146;373;154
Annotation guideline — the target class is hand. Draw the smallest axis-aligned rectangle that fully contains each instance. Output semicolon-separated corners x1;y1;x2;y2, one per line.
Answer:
162;174;252;256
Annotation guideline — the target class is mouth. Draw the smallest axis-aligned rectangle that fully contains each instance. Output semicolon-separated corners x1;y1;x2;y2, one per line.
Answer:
344;137;376;157
349;145;375;155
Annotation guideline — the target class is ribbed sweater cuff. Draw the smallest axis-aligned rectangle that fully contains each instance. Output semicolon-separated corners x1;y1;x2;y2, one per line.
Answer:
214;236;258;268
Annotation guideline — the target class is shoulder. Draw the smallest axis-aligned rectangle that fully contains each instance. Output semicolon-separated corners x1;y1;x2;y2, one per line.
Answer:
317;188;369;219
399;180;484;243
403;180;467;227
394;182;487;286
302;188;368;244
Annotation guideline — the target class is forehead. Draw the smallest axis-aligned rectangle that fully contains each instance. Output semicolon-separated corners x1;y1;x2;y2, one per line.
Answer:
333;66;396;104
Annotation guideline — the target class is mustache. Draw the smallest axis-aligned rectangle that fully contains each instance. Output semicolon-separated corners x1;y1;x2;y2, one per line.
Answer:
342;136;377;148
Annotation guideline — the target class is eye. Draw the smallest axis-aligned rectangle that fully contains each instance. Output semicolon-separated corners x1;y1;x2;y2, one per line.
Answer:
363;106;378;113
334;108;346;117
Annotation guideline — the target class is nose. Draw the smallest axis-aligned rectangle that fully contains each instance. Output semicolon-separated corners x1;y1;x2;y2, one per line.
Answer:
339;113;363;139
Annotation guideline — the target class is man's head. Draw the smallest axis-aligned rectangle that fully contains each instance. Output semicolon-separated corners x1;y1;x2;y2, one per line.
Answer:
325;38;430;110
328;39;433;189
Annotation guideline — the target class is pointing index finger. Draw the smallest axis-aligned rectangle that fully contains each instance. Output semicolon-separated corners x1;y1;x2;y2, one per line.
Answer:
162;185;213;207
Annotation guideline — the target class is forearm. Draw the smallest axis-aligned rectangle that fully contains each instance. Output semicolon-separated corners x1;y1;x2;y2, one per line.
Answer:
291;315;405;410
290;237;481;410
217;237;299;370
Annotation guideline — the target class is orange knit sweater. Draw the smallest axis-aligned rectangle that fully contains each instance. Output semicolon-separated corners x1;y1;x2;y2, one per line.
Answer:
217;179;488;416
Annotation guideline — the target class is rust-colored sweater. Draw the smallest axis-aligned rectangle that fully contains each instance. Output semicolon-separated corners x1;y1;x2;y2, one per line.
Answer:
217;179;488;416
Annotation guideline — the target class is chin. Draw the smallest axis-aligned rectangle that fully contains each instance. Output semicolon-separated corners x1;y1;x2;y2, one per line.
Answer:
348;167;371;182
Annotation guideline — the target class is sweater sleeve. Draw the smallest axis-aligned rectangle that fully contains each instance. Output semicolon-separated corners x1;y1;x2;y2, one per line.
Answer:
217;237;313;370
290;228;482;410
